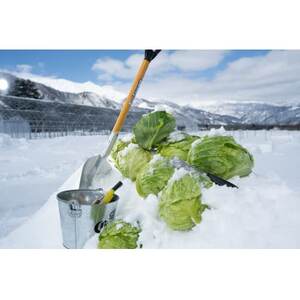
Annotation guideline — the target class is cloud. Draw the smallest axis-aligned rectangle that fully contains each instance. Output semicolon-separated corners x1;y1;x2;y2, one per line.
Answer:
169;50;225;71
102;50;300;106
4;50;300;107
16;64;33;73
92;50;227;81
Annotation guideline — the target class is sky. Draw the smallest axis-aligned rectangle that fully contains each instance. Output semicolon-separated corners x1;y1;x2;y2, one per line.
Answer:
0;50;300;106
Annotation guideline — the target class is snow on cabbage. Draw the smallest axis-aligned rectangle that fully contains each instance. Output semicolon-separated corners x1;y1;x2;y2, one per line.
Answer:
158;132;199;161
110;134;136;162
113;143;152;181
136;155;175;197
159;171;207;231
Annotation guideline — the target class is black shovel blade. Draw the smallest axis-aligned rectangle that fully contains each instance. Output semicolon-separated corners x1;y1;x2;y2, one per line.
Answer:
207;172;238;188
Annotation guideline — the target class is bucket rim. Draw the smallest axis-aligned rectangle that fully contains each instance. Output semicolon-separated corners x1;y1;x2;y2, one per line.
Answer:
56;188;119;205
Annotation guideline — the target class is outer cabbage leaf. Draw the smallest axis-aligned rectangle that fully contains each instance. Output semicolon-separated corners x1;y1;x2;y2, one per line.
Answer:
158;132;199;161
114;143;152;181
133;111;176;150
187;135;254;180
159;173;206;231
110;139;130;162
136;156;175;197
98;220;141;249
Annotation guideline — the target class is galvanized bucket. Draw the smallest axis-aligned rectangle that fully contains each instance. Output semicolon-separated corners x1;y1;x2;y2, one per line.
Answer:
57;188;119;249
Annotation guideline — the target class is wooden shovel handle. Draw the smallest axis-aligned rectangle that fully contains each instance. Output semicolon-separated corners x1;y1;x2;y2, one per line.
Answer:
112;59;150;134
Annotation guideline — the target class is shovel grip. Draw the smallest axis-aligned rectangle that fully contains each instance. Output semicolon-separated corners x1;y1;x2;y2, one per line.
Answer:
112;59;150;134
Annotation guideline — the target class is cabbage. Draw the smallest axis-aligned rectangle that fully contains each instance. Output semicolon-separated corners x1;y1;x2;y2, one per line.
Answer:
114;143;152;181
158;132;199;161
133;111;176;150
187;135;254;180
111;139;130;162
110;135;136;162
98;220;141;249
136;156;175;197
159;172;206;231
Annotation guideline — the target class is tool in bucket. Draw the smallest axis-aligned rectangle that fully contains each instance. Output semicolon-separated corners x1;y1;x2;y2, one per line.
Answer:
57;181;123;249
79;49;237;189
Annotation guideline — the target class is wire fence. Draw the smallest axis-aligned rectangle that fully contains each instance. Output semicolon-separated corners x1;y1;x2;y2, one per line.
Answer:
1;95;299;140
0;95;147;139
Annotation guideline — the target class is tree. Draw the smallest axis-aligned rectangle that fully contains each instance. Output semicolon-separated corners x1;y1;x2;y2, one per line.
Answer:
10;78;42;99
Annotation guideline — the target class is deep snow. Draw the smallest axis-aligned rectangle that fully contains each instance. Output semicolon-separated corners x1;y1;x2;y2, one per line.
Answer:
0;134;108;238
0;130;300;248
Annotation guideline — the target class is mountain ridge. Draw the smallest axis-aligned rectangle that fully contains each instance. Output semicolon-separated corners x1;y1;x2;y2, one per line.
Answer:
1;71;299;127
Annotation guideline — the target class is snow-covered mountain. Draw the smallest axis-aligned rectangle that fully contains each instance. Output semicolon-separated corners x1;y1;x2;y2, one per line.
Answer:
199;102;300;125
0;72;121;109
1;72;300;127
133;98;239;129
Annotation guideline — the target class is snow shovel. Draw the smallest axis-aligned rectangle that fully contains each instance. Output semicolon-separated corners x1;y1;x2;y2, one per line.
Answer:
79;50;161;188
79;50;237;189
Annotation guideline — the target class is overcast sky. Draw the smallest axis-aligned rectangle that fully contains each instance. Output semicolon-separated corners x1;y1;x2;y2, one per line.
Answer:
1;50;299;106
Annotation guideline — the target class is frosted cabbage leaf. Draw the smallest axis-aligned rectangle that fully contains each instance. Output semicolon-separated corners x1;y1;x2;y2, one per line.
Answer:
159;173;206;231
136;156;175;197
114;143;152;181
158;132;199;161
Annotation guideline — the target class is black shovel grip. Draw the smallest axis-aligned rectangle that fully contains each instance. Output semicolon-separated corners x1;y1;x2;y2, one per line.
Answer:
144;50;161;62
112;181;123;191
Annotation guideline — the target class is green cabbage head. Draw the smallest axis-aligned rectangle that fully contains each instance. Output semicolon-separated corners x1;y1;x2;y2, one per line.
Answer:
133;111;176;150
114;143;152;181
187;135;254;180
111;139;130;162
110;134;136;162
158;132;199;161
98;220;141;249
159;172;206;231
136;156;175;198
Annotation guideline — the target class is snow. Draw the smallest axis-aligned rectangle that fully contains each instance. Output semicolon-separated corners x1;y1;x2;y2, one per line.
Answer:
168;131;188;142
207;126;227;136
167;168;190;184
119;142;138;156
154;105;174;113
13;72;127;103
115;223;124;230
0;134;110;238
150;154;164;163
121;133;134;143
1;130;300;248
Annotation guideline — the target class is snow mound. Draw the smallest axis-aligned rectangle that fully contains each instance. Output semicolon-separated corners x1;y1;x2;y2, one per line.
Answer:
1;130;300;249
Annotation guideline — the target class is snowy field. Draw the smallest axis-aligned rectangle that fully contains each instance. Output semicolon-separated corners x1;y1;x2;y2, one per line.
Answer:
0;130;300;248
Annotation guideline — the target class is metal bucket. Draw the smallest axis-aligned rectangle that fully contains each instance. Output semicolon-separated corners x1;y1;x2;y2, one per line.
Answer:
57;188;119;249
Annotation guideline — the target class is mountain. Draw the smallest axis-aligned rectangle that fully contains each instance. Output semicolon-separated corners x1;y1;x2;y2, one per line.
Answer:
0;72;121;109
199;102;300;125
133;98;240;129
1;72;300;127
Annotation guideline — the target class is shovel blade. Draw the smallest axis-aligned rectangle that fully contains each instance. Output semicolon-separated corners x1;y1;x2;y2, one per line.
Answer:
79;155;112;189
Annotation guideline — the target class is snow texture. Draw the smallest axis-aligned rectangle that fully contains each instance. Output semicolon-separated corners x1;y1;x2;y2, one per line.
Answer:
167;131;189;142
1;130;300;248
167;168;190;185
